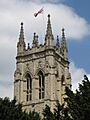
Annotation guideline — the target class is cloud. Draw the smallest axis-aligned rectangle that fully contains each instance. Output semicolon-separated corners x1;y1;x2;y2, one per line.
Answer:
0;0;90;41
18;0;65;4
0;36;15;99
0;0;90;99
70;61;90;92
0;81;13;99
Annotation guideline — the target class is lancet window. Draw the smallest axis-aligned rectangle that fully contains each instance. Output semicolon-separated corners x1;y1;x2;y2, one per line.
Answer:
38;71;45;99
26;74;32;101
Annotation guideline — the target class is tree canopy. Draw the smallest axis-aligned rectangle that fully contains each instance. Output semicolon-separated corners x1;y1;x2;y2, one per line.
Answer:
0;75;90;120
0;97;41;120
65;75;90;120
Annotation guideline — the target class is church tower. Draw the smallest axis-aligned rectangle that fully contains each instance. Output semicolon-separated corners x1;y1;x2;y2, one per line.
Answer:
14;14;71;113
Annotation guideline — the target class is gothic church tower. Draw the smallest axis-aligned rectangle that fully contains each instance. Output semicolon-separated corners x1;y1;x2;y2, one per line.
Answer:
14;15;71;113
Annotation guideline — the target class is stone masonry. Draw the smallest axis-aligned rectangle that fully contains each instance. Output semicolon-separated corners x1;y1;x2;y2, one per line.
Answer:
14;14;71;114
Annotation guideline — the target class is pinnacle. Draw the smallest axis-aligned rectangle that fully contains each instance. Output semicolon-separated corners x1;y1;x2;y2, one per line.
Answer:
19;22;24;42
17;22;26;52
61;28;68;52
46;14;53;36
32;32;38;47
45;14;53;46
56;35;60;48
62;28;65;38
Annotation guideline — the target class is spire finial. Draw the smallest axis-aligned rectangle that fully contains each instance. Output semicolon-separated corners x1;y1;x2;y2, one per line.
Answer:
48;14;50;18
20;22;23;32
21;22;23;26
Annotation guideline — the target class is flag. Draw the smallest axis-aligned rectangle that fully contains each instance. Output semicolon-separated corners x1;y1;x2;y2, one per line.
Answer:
34;7;44;17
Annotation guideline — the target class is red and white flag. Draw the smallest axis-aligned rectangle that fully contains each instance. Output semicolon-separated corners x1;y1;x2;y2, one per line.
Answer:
34;7;44;17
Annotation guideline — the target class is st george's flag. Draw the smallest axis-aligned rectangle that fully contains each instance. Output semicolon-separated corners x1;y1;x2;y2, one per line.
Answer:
34;7;44;17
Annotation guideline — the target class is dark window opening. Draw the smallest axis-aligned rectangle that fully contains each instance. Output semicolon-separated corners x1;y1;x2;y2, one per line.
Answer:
26;74;32;101
38;71;45;99
61;75;65;85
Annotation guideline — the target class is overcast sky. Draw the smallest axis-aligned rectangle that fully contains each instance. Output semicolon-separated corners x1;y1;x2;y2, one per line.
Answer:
0;0;90;99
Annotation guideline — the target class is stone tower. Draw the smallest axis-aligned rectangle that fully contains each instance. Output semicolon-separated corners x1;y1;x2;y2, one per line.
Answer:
14;14;71;113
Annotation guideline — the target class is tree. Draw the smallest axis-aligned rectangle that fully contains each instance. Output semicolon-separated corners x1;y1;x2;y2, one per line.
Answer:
0;97;41;120
65;75;90;120
42;101;69;120
53;100;64;120
42;105;54;120
29;110;41;120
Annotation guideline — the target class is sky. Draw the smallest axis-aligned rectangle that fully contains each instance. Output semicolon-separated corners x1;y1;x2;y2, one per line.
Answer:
0;0;90;99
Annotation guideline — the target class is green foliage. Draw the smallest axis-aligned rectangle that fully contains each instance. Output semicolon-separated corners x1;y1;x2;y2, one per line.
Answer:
53;101;64;120
29;110;41;120
54;101;72;120
42;101;71;120
0;97;41;120
42;105;54;120
65;75;90;120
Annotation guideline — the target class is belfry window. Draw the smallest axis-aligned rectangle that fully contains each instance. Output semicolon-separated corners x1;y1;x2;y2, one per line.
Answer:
26;74;32;101
38;71;45;99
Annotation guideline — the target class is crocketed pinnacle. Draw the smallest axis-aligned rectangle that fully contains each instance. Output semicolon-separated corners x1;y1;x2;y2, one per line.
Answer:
32;33;38;47
19;22;24;42
17;22;26;53
45;14;53;46
46;14;52;36
56;35;60;48
61;28;67;51
60;28;68;60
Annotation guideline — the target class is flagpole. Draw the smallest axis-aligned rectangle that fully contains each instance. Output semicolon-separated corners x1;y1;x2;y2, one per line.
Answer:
42;7;46;45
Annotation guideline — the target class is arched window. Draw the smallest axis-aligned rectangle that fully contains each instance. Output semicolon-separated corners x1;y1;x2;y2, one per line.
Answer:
38;71;45;99
26;74;32;101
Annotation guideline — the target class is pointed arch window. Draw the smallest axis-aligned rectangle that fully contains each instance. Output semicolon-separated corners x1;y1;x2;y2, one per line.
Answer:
38;71;45;99
26;74;32;101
